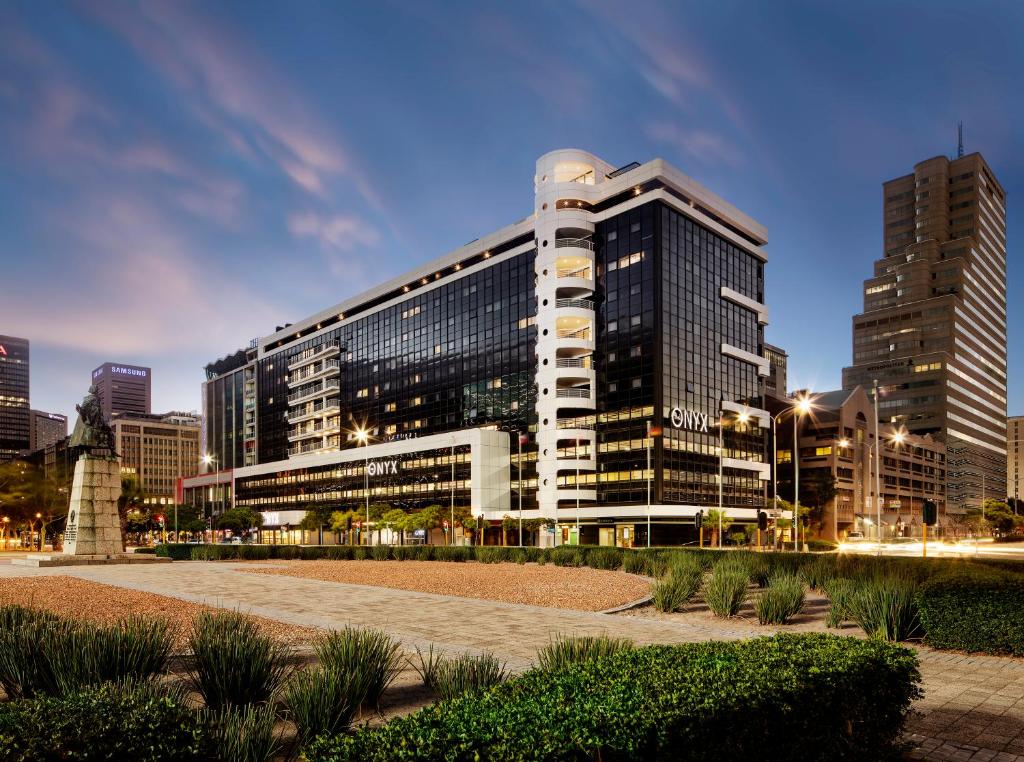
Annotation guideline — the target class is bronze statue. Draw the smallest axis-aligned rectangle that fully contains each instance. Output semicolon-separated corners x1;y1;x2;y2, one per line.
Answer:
69;384;117;456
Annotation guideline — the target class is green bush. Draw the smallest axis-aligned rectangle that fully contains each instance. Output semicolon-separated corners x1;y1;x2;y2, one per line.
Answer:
285;666;365;748
132;546;157;554
390;545;415;561
410;645;445;691
0;680;207;761
535;635;633;672
370;545;391;561
805;539;839;552
432;546;469;562
754;574;806;625
313;627;403;710
186;611;290;709
704;568;749;618
0;612;174;699
748;554;773;587
848;575;921;642
324;545;356;560
308;634;921;762
918;567;1024;655
801;556;838;590
474;547;508;564
585;547;623;570
429;652;507;701
154;543;192;560
203;703;280;762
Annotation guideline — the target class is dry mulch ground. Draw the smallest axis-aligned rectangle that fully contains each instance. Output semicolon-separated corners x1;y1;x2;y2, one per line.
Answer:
0;576;319;647
245;560;652;611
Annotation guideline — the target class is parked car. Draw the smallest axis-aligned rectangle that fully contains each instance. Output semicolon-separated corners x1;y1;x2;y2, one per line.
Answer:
845;531;865;541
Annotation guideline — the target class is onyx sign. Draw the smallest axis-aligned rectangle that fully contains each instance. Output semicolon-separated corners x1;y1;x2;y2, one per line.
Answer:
366;460;400;477
670;407;709;433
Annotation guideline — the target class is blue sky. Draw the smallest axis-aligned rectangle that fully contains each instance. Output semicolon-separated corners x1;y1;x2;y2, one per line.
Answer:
1;1;1021;420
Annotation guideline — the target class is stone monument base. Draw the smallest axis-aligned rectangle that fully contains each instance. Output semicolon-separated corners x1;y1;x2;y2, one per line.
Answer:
63;455;126;556
12;553;171;568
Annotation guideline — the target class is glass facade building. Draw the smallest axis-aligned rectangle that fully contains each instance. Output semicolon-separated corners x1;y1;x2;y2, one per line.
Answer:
185;150;772;546
0;335;30;461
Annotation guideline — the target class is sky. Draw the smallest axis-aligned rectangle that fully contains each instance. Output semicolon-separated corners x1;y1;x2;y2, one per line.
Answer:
1;0;1021;421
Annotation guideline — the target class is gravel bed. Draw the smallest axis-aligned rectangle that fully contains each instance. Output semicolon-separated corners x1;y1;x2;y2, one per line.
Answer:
0;576;320;647
245;560;651;611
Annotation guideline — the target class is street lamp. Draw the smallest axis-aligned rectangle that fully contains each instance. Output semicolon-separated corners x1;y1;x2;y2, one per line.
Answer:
717;410;751;549
35;512;42;552
792;394;814;552
355;426;370;546
202;454;218;543
1;516;8;550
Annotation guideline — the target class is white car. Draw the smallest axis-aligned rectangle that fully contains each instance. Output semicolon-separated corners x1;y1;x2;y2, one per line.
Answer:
845;531;866;541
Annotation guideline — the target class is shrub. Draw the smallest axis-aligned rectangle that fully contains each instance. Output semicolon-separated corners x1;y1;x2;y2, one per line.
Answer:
0;613;174;699
704;569;749;618
370;545;391;561
474;547;507;564
754;574;806;625
324;545;355;560
848;575;921;642
801;556;838;590
0;680;207;761
204;703;280;762
285;666;365;748
748;554;773;588
410;645;445;691
132;546;157;554
824;577;857;629
917;567;1024;655
272;545;301;560
430;652;507;701
805;539;839;552
313;627;403;710
154;543;192;560
550;546;584;567
391;545;415;561
187;611;290;709
585;547;623;570
535;635;633;672
621;550;647;575
307;634;922;762
432;546;469;562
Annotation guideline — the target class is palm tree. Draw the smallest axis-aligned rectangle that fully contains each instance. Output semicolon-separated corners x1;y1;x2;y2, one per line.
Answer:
705;508;734;547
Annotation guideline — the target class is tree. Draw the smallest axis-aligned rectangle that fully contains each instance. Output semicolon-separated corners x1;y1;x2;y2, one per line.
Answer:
981;500;1023;537
705;508;733;547
299;503;335;544
801;470;838;534
408;504;445;544
173;504;206;535
379;509;410;544
216;507;263;534
118;476;146;547
368;503;391;544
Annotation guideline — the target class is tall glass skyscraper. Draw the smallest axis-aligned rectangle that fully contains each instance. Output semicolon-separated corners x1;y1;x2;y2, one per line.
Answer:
0;335;30;461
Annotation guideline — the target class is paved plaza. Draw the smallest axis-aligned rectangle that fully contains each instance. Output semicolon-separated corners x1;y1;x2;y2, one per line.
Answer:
1;559;1022;761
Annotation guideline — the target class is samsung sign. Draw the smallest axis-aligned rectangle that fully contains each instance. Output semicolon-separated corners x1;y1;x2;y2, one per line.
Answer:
94;365;148;379
669;406;709;433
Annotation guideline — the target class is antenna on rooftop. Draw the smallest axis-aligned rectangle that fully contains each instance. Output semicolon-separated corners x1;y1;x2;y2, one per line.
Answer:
957;121;964;158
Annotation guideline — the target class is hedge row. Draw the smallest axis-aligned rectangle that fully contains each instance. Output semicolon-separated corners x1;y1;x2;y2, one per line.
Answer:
917;566;1024;655
307;633;922;762
0;681;207;761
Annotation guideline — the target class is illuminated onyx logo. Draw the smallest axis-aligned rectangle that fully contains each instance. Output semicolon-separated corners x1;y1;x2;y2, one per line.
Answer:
670;407;709;433
366;460;399;477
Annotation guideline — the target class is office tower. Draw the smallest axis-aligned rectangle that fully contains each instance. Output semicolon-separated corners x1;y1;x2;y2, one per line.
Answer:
1009;415;1023;504
843;152;1007;513
111;412;200;504
0;335;30;461
91;362;152;418
185;149;771;546
762;343;788;397
29;409;68;451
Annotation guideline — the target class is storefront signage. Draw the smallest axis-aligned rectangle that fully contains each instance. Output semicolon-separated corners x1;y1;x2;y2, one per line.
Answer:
366;460;399;476
669;406;709;433
0;345;6;356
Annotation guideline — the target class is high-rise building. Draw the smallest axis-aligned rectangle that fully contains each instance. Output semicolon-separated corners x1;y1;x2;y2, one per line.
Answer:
112;412;201;505
843;152;1007;514
1009;415;1023;504
91;363;152;419
183;149;772;547
29;410;67;451
762;343;788;397
0;335;30;461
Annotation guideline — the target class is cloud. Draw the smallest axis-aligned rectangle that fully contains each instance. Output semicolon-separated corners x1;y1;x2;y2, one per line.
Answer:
83;2;382;210
646;122;741;167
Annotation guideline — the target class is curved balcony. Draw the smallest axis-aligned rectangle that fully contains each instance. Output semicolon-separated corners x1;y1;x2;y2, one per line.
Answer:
554;237;595;259
287;378;340;406
554;268;595;296
554;386;596;410
554;457;597;474
553;325;594;355
554;356;594;385
287;399;340;424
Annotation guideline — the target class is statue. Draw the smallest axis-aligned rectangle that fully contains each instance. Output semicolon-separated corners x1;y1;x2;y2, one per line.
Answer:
69;384;117;456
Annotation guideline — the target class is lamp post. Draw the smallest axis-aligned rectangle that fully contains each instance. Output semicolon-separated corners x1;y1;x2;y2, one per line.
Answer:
518;433;525;547
873;380;883;553
1;516;8;550
450;436;456;547
646;420;652;548
792;395;813;553
202;454;218;543
717;410;751;549
34;512;42;552
355;427;370;546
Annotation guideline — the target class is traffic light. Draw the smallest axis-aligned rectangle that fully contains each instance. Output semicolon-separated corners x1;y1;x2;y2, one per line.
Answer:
757;511;768;531
694;510;703;529
923;500;937;526
346;515;353;531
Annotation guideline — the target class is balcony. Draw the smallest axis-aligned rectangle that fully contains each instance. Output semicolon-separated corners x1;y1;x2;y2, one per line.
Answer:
554;265;594;297
556;488;597;503
555;297;594;310
288;440;326;457
287;399;341;424
288;423;325;442
555;386;595;410
288;358;341;387
554;237;595;254
287;378;340;405
288;340;343;371
553;323;594;354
